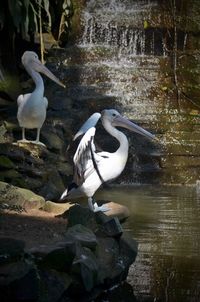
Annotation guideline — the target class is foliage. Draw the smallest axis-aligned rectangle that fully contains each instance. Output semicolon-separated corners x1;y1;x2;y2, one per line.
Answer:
0;0;51;40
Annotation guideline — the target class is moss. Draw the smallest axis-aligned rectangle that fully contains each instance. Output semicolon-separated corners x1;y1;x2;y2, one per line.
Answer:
0;74;21;97
0;169;21;180
0;156;15;169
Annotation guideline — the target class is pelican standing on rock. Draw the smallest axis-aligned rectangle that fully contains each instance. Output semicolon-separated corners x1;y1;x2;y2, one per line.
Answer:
60;109;156;212
17;51;65;146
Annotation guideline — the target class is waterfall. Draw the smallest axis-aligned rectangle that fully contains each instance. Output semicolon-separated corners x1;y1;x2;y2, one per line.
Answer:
78;0;163;57
71;0;168;124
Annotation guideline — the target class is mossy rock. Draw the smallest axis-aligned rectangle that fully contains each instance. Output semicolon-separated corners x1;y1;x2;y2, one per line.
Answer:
0;181;45;210
0;155;15;168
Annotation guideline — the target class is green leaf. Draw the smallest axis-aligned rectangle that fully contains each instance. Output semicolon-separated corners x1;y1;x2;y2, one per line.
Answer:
144;20;148;29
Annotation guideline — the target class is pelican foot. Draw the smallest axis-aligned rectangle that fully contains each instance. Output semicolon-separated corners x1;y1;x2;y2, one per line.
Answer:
31;140;46;147
93;202;110;212
17;139;31;144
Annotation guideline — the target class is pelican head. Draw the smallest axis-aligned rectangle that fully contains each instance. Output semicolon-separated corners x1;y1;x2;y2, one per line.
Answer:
22;51;65;88
101;109;155;141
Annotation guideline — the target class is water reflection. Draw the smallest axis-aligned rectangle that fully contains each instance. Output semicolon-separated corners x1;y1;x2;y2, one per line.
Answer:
96;185;200;302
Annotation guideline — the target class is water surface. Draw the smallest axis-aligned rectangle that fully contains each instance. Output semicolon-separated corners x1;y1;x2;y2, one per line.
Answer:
96;185;200;302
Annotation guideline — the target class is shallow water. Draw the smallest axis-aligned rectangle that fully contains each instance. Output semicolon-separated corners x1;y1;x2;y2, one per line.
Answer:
96;185;200;302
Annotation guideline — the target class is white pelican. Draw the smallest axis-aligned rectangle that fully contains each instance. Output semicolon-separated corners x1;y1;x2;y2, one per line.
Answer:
60;109;156;212
17;51;65;146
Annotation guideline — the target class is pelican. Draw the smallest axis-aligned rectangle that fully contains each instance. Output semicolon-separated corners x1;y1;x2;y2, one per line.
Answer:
17;51;65;146
60;109;156;212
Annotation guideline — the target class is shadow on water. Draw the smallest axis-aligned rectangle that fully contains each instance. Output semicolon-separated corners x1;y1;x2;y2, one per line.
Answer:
95;185;200;302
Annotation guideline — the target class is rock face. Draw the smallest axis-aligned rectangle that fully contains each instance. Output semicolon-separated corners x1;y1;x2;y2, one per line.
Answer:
0;142;71;201
0;205;138;302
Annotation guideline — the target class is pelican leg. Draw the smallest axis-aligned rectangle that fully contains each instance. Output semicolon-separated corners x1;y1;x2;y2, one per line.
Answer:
88;197;110;212
22;127;25;140
31;128;46;147
17;128;30;143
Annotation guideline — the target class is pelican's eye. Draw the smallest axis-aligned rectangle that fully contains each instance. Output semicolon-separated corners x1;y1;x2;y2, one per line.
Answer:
112;113;117;117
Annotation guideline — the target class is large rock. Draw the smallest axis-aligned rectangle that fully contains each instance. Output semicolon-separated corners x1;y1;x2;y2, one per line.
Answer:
0;181;45;210
60;205;138;300
0;205;138;302
105;201;130;221
42;200;72;214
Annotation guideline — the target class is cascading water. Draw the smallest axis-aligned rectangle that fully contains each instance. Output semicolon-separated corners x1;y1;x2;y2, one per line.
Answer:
74;0;167;123
79;0;164;57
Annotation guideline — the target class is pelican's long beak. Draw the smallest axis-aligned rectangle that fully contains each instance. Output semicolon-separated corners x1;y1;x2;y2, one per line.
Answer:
112;115;155;140
33;59;66;88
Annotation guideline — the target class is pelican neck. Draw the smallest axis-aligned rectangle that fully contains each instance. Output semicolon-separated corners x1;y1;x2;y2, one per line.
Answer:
26;66;44;93
102;119;129;155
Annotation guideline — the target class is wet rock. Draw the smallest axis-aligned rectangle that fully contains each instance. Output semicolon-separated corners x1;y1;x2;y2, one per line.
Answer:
95;236;121;283
97;235;136;287
119;234;138;268
0;181;45;210
65;224;97;250
71;245;99;292
98;217;123;238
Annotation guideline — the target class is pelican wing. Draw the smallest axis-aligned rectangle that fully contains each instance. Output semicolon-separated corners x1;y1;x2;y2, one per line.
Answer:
73;127;105;186
73;112;101;141
17;93;31;107
43;96;48;108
